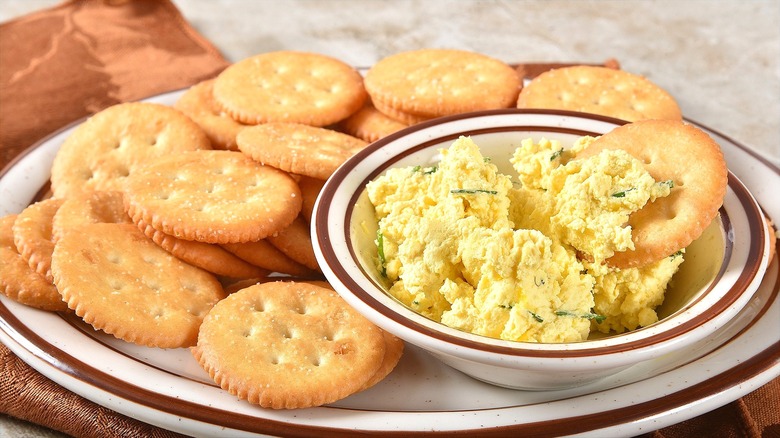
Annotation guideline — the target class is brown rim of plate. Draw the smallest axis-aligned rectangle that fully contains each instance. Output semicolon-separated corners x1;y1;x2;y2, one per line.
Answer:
0;99;777;436
314;108;768;358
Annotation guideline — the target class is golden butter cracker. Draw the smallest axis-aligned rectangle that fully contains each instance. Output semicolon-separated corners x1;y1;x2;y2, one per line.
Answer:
267;216;320;271
337;99;408;142
174;79;248;151
213;51;367;127
123;150;301;244
52;191;132;243
52;223;225;348
0;215;67;312
135;218;270;279
371;98;430;125
12;198;64;283
50;102;211;198
222;240;316;277
578;120;727;268
517;65;682;122
237;123;367;180
192;281;386;409
297;175;325;223
359;330;404;392
364;49;521;119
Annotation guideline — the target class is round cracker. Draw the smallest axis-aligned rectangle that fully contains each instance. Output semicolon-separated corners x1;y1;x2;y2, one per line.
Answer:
517;65;682;122
213;51;367;126
135;218;269;279
52;223;225;348
267;216;320;271
371;98;430;125
174;79;248;151
577;120;728;268
359;330;405;392
297;176;325;223
123;150;302;244
0;215;66;312
52;190;132;243
12;198;64;283
364;48;521;119
237;123;367;180
192;281;386;409
50;102;211;198
337;99;409;142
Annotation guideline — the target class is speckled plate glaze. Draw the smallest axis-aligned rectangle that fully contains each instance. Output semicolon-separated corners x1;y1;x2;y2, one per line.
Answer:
0;89;778;437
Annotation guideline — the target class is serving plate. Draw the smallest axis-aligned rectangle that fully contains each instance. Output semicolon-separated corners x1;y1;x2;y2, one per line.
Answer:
0;89;778;437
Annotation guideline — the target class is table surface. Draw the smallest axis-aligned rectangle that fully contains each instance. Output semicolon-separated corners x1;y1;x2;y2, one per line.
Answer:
1;1;779;437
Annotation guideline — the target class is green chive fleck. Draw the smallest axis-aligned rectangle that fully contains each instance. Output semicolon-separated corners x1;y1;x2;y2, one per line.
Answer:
670;250;684;260
411;165;421;173
555;310;606;323
528;311;544;323
550;149;563;161
423;166;438;175
450;189;498;195
611;187;637;198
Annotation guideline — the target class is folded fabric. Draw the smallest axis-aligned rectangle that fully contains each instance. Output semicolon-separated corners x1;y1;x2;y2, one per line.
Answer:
0;0;229;169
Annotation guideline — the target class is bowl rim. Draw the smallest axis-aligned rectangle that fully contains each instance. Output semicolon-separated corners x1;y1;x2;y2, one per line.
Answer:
313;108;769;361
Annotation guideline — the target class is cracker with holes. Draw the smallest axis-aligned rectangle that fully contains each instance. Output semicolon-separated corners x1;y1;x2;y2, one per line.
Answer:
364;49;521;123
192;281;387;409
237;122;368;180
124;150;301;244
0;215;67;312
213;51;367;127
174;79;248;151
51;223;225;348
13;198;64;283
576;119;728;268
52;190;132;243
516;66;682;122
50;102;211;199
274;279;404;391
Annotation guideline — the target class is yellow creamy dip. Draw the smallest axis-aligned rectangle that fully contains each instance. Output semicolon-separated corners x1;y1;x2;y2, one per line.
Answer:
367;136;683;342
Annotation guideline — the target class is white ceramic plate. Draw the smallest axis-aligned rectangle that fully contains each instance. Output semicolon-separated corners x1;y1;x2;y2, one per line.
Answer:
0;90;778;437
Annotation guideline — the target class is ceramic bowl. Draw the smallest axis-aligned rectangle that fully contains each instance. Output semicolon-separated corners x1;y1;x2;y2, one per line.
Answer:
312;109;771;390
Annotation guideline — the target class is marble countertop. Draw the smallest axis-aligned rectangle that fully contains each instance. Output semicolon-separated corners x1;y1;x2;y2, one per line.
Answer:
1;1;778;437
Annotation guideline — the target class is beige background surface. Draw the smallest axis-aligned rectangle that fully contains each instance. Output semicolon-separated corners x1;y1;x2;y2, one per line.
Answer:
1;0;779;436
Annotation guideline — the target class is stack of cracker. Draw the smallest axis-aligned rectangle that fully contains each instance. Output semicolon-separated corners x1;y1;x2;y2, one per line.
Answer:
1;49;411;410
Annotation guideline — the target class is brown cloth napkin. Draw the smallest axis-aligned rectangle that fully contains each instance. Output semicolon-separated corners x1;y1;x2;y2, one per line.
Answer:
0;0;229;169
0;1;778;437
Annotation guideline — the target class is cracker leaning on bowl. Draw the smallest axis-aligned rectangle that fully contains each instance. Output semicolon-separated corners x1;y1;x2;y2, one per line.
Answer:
576;119;728;268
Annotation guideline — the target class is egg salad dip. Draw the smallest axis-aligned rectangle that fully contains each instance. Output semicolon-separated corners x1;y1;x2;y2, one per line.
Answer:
366;136;683;343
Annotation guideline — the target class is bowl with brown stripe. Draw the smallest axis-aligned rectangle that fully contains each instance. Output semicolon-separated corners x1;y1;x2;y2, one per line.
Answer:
312;109;772;390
